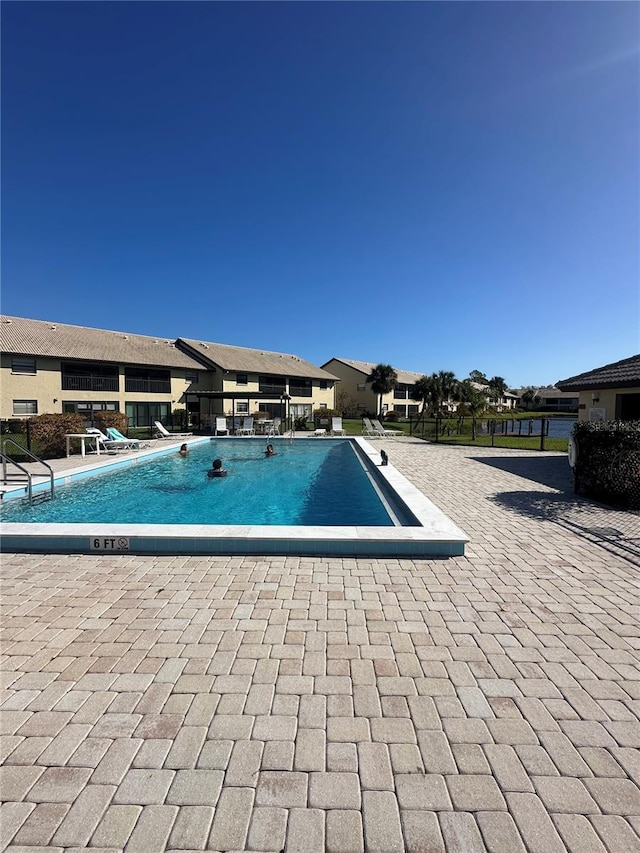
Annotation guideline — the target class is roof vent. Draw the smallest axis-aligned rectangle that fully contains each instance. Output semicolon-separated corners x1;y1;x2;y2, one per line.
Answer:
50;325;56;330
200;343;209;349
123;335;128;339
3;319;12;324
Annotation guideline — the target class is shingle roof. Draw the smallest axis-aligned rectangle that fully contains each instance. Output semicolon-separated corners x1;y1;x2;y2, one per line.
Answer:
322;357;424;386
178;338;339;381
556;354;640;391
0;316;207;369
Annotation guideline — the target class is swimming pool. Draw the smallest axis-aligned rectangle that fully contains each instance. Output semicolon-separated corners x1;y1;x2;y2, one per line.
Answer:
0;437;469;557
0;439;400;526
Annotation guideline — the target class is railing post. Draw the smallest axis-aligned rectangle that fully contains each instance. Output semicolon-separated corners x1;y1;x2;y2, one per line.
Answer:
540;417;546;451
26;419;32;452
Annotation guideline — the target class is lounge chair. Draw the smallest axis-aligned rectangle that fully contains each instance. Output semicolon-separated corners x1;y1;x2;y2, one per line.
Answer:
362;417;377;436
371;419;401;437
154;421;192;439
215;417;229;436
106;427;149;449
331;417;346;436
313;427;327;437
86;427;136;453
237;417;255;436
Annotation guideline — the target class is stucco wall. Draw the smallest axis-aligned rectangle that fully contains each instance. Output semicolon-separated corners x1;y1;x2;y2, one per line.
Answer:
578;388;640;421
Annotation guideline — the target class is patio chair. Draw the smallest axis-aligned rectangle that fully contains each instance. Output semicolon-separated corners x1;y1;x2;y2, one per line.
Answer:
362;417;377;436
86;427;135;453
215;417;229;436
266;417;281;437
371;419;401;437
106;427;150;449
237;417;255;436
154;421;192;439
331;417;346;436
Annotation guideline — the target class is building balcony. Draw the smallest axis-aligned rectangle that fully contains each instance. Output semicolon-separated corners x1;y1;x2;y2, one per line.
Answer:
61;376;119;392
124;379;172;394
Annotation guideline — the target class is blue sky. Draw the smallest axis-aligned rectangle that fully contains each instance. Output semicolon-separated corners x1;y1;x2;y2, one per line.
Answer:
2;2;638;387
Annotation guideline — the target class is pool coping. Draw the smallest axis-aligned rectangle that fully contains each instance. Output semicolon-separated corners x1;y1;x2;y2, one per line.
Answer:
0;437;469;557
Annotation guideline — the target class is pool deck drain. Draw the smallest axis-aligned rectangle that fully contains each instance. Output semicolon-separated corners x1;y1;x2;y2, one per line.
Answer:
0;436;469;557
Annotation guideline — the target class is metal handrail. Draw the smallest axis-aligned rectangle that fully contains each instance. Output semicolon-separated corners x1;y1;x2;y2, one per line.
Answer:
1;438;55;504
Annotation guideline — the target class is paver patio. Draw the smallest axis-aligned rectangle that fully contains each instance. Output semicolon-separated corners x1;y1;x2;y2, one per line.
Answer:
1;438;639;852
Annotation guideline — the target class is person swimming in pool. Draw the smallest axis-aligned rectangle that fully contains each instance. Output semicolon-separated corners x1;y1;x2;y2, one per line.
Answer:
207;458;228;478
178;443;189;457
264;444;276;457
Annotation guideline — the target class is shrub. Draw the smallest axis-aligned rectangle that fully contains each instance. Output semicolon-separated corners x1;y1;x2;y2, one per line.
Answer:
94;411;129;435
294;416;309;431
313;407;337;420
26;413;85;458
171;408;188;430
383;410;401;422
253;410;270;420
572;420;640;509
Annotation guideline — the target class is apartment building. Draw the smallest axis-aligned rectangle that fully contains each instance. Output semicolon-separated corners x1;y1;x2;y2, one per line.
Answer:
1;316;338;429
321;358;424;417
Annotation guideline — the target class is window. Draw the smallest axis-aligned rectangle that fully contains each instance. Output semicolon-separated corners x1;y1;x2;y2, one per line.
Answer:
236;373;248;385
319;403;327;409
185;373;199;384
319;380;327;390
616;393;640;421
13;400;37;415
290;379;312;397
125;401;171;428
236;401;249;414
290;403;312;420
11;358;36;375
357;383;366;392
259;375;286;395
63;402;118;425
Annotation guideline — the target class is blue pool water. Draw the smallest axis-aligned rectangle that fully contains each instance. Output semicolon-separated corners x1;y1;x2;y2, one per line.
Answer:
1;439;396;527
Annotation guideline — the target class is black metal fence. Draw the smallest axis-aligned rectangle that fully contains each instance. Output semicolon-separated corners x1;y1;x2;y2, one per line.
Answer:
408;415;560;450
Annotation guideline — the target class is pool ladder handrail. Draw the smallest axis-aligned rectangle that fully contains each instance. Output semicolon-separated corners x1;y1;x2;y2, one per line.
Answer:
1;438;55;505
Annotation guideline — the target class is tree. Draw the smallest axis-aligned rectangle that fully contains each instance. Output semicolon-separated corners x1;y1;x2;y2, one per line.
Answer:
520;387;540;410
335;389;359;418
434;370;458;412
487;376;508;405
412;371;461;417
468;370;488;385
367;364;398;416
457;380;488;438
411;375;437;418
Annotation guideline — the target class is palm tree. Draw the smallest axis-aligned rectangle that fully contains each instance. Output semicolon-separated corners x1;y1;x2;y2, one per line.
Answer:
489;376;507;395
411;375;437;418
520;387;540;411
434;370;457;413
488;376;507;405
458;380;487;439
367;364;398;417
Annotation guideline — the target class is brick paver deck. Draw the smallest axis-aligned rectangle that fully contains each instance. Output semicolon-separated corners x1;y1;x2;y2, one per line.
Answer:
1;439;639;852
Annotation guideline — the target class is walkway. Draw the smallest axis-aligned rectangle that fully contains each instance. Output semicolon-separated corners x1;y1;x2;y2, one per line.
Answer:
1;439;639;852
